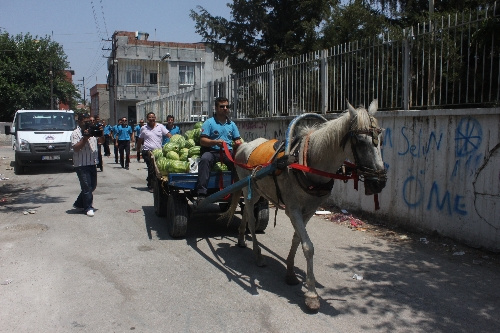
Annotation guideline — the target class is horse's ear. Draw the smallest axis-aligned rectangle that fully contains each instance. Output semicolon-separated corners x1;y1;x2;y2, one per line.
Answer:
368;99;378;114
347;100;356;113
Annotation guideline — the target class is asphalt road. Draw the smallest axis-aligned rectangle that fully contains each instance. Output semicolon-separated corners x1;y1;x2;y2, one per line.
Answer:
0;143;499;333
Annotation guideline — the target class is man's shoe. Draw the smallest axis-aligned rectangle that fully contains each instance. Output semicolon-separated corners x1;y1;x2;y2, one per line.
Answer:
86;209;95;217
125;166;129;170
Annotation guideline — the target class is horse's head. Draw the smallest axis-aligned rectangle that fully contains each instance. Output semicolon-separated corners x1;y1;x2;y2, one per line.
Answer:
342;100;387;195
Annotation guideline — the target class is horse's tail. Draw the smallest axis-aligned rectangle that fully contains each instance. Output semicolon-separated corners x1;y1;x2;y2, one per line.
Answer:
217;189;241;226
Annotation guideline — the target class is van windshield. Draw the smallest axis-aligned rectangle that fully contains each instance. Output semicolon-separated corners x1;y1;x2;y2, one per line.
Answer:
17;112;76;131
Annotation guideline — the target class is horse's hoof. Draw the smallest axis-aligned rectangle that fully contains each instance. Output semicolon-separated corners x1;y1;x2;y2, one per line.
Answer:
305;296;320;311
285;274;300;285
237;240;247;248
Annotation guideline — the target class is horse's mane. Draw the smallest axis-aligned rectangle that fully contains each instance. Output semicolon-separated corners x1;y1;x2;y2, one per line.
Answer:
299;106;375;162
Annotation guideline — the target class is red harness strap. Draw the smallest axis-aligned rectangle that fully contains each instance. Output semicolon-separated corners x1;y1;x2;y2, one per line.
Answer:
221;142;380;210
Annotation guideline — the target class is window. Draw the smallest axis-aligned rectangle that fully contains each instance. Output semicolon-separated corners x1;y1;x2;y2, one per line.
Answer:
126;65;142;84
179;65;194;85
150;72;158;84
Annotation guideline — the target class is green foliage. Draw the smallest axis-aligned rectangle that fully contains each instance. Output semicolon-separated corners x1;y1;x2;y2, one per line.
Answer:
0;32;80;121
321;1;388;48
190;0;332;73
190;0;494;75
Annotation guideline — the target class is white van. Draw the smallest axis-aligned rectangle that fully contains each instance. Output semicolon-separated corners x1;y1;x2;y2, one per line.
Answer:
6;110;76;174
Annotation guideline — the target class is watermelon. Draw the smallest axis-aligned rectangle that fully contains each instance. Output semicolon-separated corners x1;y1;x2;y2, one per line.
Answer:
162;142;179;156
212;162;229;171
184;138;195;149
152;148;163;160
170;134;185;149
156;157;169;176
188;146;201;157
192;128;201;145
194;121;203;129
184;130;194;140
166;151;180;160
171;160;190;173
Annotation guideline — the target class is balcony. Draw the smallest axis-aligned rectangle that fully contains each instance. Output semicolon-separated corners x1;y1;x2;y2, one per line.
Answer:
116;85;169;101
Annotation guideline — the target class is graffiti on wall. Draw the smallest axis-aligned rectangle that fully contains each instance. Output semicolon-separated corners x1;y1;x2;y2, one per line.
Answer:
388;117;484;216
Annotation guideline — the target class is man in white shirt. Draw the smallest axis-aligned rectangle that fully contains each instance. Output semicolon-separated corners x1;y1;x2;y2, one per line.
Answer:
71;113;105;217
138;112;172;192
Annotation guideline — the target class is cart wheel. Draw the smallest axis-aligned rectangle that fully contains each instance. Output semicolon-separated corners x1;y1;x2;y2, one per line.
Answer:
254;198;269;232
153;179;168;217
167;193;188;238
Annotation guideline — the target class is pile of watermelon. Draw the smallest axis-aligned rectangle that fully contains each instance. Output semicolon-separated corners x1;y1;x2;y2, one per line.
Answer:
155;122;203;175
155;121;235;174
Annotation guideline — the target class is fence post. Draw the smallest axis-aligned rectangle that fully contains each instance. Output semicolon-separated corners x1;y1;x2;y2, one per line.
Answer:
269;63;275;116
403;28;410;110
321;49;328;114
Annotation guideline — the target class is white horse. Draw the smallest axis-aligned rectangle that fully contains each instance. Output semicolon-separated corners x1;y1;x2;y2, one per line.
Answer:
224;100;386;311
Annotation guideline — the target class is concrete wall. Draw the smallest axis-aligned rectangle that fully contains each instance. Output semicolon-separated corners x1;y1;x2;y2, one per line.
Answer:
0;122;12;145
179;107;500;251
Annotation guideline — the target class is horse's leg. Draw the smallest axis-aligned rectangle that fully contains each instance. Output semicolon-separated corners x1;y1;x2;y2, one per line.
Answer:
244;194;265;266
237;206;247;248
285;231;301;285
287;209;320;311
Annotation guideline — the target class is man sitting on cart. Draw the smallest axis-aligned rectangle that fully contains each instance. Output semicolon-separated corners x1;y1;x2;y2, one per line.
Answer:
196;97;242;205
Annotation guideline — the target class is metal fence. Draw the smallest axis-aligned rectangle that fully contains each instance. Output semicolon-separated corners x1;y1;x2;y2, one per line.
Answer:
137;2;499;120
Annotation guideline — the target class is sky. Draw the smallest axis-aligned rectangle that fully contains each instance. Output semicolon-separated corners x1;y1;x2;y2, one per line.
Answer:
0;0;231;100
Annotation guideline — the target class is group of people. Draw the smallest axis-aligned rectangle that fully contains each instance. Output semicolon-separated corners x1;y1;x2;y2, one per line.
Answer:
71;96;242;217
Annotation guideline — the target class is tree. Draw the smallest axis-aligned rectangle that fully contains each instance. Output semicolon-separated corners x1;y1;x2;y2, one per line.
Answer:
321;0;388;48
190;0;333;72
0;32;80;121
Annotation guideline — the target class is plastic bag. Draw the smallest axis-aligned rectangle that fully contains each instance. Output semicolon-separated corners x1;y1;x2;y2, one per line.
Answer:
188;157;200;173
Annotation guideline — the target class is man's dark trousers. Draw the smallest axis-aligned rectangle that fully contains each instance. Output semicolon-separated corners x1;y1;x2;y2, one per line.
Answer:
118;140;131;168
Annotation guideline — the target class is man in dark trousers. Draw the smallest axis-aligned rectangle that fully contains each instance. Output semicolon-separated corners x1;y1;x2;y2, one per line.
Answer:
196;97;242;204
114;117;133;170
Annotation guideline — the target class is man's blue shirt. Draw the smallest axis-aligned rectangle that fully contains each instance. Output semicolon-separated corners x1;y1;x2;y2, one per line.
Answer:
162;125;181;145
103;124;112;136
116;125;132;140
134;124;142;138
200;117;240;151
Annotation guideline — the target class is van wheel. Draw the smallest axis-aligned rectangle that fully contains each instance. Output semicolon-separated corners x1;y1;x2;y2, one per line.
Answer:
14;158;24;175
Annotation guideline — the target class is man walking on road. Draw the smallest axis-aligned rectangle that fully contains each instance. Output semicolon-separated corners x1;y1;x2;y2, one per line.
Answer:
112;119;122;164
134;119;144;162
137;112;171;192
102;119;112;157
71;113;105;217
115;117;133;170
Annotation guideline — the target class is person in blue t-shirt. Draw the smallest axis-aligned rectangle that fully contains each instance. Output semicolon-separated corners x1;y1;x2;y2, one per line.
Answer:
196;97;242;204
111;119;122;163
102;120;112;157
134;119;144;162
114;117;133;169
162;115;181;145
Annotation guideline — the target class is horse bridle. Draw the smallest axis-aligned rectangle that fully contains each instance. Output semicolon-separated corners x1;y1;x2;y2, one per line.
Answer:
340;112;387;183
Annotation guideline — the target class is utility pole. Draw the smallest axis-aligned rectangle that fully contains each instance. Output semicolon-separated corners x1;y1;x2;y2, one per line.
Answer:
49;62;54;110
78;77;86;105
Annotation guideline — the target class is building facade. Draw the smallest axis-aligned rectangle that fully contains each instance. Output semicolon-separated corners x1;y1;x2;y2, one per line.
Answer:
107;31;233;125
90;84;110;121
